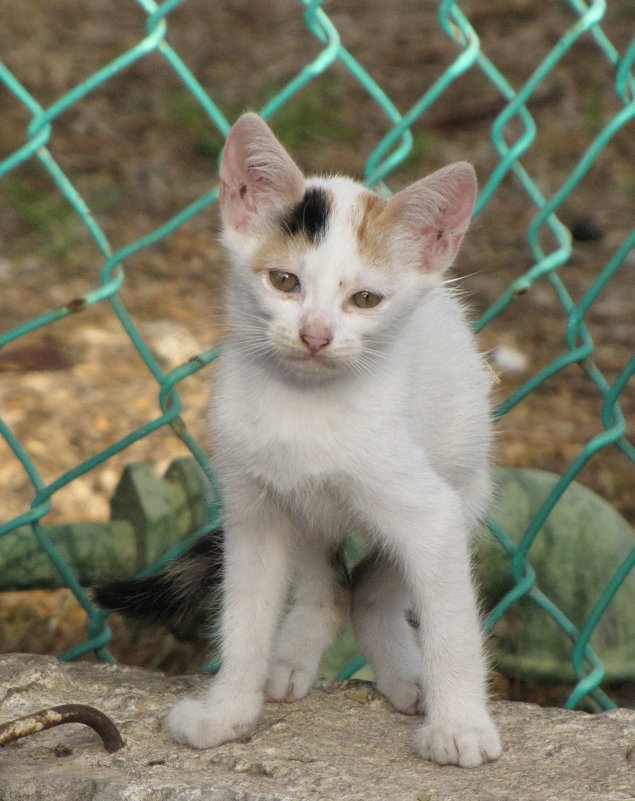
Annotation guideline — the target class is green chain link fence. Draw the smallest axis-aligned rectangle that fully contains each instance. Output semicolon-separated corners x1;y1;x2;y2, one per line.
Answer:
1;0;634;710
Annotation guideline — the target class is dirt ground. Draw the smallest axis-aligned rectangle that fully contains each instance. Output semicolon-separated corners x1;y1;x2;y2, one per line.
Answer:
0;0;633;701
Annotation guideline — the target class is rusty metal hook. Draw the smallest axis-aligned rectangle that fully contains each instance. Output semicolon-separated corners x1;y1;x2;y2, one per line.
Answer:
0;704;124;753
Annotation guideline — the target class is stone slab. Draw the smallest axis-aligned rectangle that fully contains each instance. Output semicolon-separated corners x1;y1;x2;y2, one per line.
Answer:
0;654;633;800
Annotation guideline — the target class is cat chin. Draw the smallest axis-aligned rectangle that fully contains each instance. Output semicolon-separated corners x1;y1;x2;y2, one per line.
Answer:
273;350;349;382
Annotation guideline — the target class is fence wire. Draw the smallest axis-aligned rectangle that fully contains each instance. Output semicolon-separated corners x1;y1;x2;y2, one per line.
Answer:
1;0;634;710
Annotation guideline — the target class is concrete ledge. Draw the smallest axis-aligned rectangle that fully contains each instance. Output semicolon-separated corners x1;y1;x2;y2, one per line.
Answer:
1;654;633;800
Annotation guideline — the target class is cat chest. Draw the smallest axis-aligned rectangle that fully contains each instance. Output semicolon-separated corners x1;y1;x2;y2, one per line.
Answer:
214;382;371;492
240;409;348;490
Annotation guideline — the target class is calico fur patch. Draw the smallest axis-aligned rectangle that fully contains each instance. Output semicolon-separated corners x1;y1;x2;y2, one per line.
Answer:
354;190;393;267
279;186;332;243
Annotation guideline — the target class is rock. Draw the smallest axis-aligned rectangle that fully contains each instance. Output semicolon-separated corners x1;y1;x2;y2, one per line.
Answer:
139;320;205;370
490;344;529;374
477;468;635;682
1;654;634;800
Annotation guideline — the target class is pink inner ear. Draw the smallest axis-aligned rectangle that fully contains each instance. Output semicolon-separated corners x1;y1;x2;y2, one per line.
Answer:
219;141;257;231
220;135;255;209
391;162;477;274
219;113;304;233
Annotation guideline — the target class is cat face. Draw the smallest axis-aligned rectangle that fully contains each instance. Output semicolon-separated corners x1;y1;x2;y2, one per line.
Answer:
219;114;477;382
231;178;420;380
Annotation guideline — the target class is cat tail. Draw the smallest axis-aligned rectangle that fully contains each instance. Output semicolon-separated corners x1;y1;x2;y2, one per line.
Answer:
93;528;223;633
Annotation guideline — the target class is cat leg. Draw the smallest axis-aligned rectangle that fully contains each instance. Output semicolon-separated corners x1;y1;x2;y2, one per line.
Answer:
267;542;348;702
167;495;294;749
351;473;501;768
350;554;422;715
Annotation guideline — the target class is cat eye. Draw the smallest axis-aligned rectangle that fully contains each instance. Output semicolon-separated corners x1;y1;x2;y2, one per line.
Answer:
351;290;383;309
269;270;300;293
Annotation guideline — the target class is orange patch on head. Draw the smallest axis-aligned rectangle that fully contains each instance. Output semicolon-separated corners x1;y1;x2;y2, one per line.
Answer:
251;229;305;275
354;191;393;267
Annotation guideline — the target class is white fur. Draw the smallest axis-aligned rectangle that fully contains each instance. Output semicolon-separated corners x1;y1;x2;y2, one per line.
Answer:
167;114;501;767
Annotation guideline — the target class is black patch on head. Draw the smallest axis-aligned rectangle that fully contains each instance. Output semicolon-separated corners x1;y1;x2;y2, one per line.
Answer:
279;187;331;244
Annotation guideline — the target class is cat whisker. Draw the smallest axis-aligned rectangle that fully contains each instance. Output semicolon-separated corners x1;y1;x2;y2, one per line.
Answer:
442;269;482;286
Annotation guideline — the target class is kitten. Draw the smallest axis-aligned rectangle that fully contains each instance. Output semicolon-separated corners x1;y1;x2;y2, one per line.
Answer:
103;112;502;767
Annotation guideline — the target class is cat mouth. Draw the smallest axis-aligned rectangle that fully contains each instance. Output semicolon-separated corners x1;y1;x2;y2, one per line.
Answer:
281;349;339;372
298;353;336;368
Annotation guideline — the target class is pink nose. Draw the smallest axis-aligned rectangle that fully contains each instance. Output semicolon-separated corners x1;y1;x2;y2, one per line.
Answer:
300;332;331;355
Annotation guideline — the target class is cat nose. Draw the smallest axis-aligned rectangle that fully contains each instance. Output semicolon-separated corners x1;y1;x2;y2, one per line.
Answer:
300;332;331;354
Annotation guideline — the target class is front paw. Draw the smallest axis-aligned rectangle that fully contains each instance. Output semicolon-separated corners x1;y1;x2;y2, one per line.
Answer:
266;660;317;703
376;675;423;716
414;713;501;768
166;690;263;749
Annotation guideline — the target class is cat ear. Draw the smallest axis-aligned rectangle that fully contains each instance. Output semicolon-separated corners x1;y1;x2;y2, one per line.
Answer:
388;162;477;274
219;113;305;233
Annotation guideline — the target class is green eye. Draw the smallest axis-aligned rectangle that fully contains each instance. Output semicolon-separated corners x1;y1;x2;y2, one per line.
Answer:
269;270;300;293
351;290;383;309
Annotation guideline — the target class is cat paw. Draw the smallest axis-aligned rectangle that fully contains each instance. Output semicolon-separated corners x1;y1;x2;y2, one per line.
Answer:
414;714;501;768
266;661;317;703
166;690;262;749
377;676;423;716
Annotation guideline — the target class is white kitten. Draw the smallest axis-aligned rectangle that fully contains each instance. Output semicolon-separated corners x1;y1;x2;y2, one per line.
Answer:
167;113;501;767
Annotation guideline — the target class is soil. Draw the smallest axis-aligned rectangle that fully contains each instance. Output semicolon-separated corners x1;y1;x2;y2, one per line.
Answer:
0;0;633;703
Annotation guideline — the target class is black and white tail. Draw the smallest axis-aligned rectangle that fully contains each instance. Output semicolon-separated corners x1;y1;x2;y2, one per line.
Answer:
93;529;223;632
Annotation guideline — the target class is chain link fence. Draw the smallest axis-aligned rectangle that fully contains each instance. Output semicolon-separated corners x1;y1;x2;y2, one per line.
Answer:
1;0;634;709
